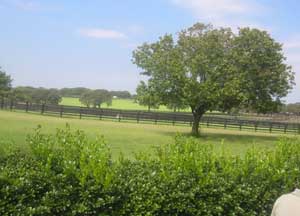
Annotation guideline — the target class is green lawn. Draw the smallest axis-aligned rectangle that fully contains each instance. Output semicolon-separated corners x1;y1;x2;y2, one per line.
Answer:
1;110;296;159
60;97;190;112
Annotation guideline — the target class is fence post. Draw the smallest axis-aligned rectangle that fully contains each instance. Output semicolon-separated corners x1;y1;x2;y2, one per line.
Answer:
298;124;300;134
254;122;258;132
118;111;121;122
239;121;242;131
155;113;158;124
206;117;209;127
79;107;82;119
284;124;287;134
172;114;176;125
269;122;272;133
26;101;29;112
137;111;140;123
224;120;227;129
41;104;45;114
60;105;63;118
99;109;103;120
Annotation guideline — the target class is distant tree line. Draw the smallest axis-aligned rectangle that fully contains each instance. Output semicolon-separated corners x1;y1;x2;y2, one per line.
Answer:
0;68;132;107
60;88;132;99
11;86;62;105
281;103;300;114
60;87;90;98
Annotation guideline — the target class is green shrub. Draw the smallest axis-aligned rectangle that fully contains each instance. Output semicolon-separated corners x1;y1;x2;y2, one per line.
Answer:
0;126;300;215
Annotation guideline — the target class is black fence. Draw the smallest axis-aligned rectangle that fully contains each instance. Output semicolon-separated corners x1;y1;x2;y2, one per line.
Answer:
1;100;300;134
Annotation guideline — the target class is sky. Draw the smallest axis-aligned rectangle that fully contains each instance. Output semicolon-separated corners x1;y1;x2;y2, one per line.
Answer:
0;0;299;103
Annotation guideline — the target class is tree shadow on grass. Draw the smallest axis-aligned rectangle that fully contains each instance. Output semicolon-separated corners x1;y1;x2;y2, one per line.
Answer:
156;128;287;155
159;128;279;142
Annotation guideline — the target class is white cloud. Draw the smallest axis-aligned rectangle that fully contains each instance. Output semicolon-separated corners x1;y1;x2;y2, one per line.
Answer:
79;28;127;40
173;0;253;17
171;0;268;30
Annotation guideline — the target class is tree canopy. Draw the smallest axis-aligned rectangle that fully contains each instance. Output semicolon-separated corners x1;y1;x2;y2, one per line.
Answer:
60;87;90;98
79;89;112;108
133;23;295;135
136;81;160;111
11;87;62;105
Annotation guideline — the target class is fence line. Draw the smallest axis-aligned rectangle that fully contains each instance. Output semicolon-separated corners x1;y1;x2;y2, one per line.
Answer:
1;100;300;134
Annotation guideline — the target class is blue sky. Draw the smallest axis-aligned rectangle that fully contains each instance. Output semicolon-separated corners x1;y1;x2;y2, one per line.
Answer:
0;0;299;103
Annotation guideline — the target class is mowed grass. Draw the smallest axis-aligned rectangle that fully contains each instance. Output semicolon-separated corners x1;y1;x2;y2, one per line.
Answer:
0;110;296;158
60;97;190;112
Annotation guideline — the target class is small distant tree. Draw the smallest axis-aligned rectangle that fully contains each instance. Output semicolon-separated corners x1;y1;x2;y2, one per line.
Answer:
136;81;160;111
0;68;12;98
133;23;295;135
13;86;35;104
79;90;94;108
91;89;112;108
47;89;62;105
9;88;27;102
32;88;53;104
80;89;112;108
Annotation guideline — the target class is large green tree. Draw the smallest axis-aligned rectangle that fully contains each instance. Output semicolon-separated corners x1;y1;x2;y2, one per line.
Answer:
133;23;294;135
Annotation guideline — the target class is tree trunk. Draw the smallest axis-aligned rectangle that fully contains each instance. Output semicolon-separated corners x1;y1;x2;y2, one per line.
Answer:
191;111;204;136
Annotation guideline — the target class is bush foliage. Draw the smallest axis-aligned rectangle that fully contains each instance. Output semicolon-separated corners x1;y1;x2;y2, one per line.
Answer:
1;126;300;215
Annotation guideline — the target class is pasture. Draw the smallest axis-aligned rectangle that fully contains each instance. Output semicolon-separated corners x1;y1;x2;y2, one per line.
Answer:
60;97;190;112
0;109;293;158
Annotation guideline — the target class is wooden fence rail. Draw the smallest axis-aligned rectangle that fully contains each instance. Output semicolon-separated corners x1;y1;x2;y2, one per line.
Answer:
1;100;300;134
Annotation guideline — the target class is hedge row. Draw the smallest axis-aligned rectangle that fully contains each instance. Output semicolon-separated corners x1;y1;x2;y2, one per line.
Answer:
1;126;300;215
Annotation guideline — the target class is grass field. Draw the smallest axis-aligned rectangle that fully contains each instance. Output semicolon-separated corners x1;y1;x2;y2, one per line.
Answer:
60;97;190;112
1;110;296;159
